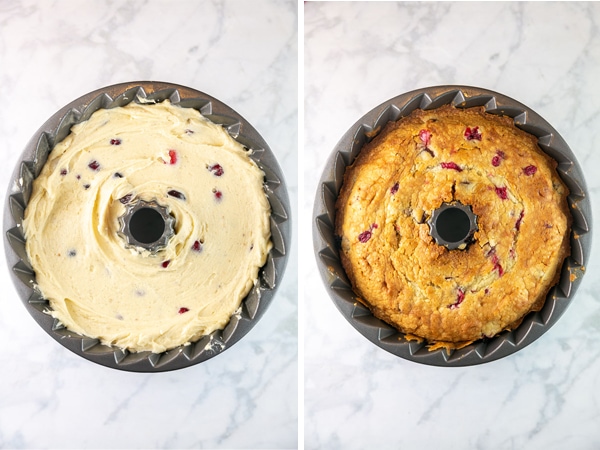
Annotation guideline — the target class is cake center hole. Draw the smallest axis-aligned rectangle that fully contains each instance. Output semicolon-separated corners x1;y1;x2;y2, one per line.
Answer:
435;207;471;243
128;207;165;244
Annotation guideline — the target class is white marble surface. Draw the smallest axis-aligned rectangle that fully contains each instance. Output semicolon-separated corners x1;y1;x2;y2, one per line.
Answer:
304;2;600;449
0;1;297;449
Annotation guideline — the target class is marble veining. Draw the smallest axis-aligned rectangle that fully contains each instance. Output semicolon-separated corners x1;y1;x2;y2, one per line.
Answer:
304;2;600;449
0;0;297;449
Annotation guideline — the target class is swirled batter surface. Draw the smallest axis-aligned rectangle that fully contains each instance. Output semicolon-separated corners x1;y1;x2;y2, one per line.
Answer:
335;106;570;348
24;100;271;353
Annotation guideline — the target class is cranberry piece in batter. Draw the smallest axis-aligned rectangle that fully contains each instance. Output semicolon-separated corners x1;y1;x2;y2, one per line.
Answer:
441;162;462;172
495;186;508;200
419;129;432;146
119;193;133;204
167;150;177;165
449;288;465;309
491;150;505;167
464;126;482;141
358;223;378;243
168;190;186;200
208;164;224;176
515;210;525;230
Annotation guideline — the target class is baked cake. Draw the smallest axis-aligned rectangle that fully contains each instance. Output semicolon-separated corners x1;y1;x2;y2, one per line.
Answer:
335;105;571;349
23;100;272;353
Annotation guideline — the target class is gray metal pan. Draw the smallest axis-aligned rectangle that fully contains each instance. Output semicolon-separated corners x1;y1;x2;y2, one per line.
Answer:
4;81;291;372
313;85;591;366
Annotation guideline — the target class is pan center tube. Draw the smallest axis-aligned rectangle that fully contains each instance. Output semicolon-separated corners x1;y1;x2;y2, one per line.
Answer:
118;199;175;253
427;201;478;250
129;208;165;244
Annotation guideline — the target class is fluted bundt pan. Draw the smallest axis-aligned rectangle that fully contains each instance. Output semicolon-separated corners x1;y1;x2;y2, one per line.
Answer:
313;85;591;366
4;81;291;372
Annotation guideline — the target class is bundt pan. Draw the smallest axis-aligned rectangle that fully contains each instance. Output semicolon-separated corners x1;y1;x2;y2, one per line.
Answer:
4;81;291;372
313;85;591;367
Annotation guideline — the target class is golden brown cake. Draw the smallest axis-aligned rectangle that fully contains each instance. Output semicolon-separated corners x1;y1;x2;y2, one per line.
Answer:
335;105;571;349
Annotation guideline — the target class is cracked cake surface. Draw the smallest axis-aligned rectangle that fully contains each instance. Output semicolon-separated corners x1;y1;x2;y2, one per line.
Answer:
335;105;571;348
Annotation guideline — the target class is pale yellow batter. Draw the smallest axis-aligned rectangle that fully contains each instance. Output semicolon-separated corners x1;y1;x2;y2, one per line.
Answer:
24;100;272;353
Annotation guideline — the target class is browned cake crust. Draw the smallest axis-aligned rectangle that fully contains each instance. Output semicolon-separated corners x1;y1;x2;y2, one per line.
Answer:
335;105;571;349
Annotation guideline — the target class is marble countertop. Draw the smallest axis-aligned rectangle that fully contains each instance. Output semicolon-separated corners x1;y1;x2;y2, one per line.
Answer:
0;1;297;449
304;2;600;449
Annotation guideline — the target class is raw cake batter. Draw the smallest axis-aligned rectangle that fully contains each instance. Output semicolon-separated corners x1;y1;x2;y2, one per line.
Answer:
24;100;272;353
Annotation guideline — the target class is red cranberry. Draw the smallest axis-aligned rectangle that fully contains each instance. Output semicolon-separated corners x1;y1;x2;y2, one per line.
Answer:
110;138;121;145
523;165;537;176
418;129;435;156
358;230;372;243
178;307;189;314
213;189;223;200
161;260;170;268
441;162;462;172
515;210;525;230
491;150;505;167
495;186;507;200
464;126;482;141
88;160;100;171
192;240;202;252
168;190;186;200
358;223;378;243
390;182;399;195
208;164;224;176
60;169;68;176
419;129;432;146
163;150;177;165
119;193;133;204
449;288;465;309
492;255;504;276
